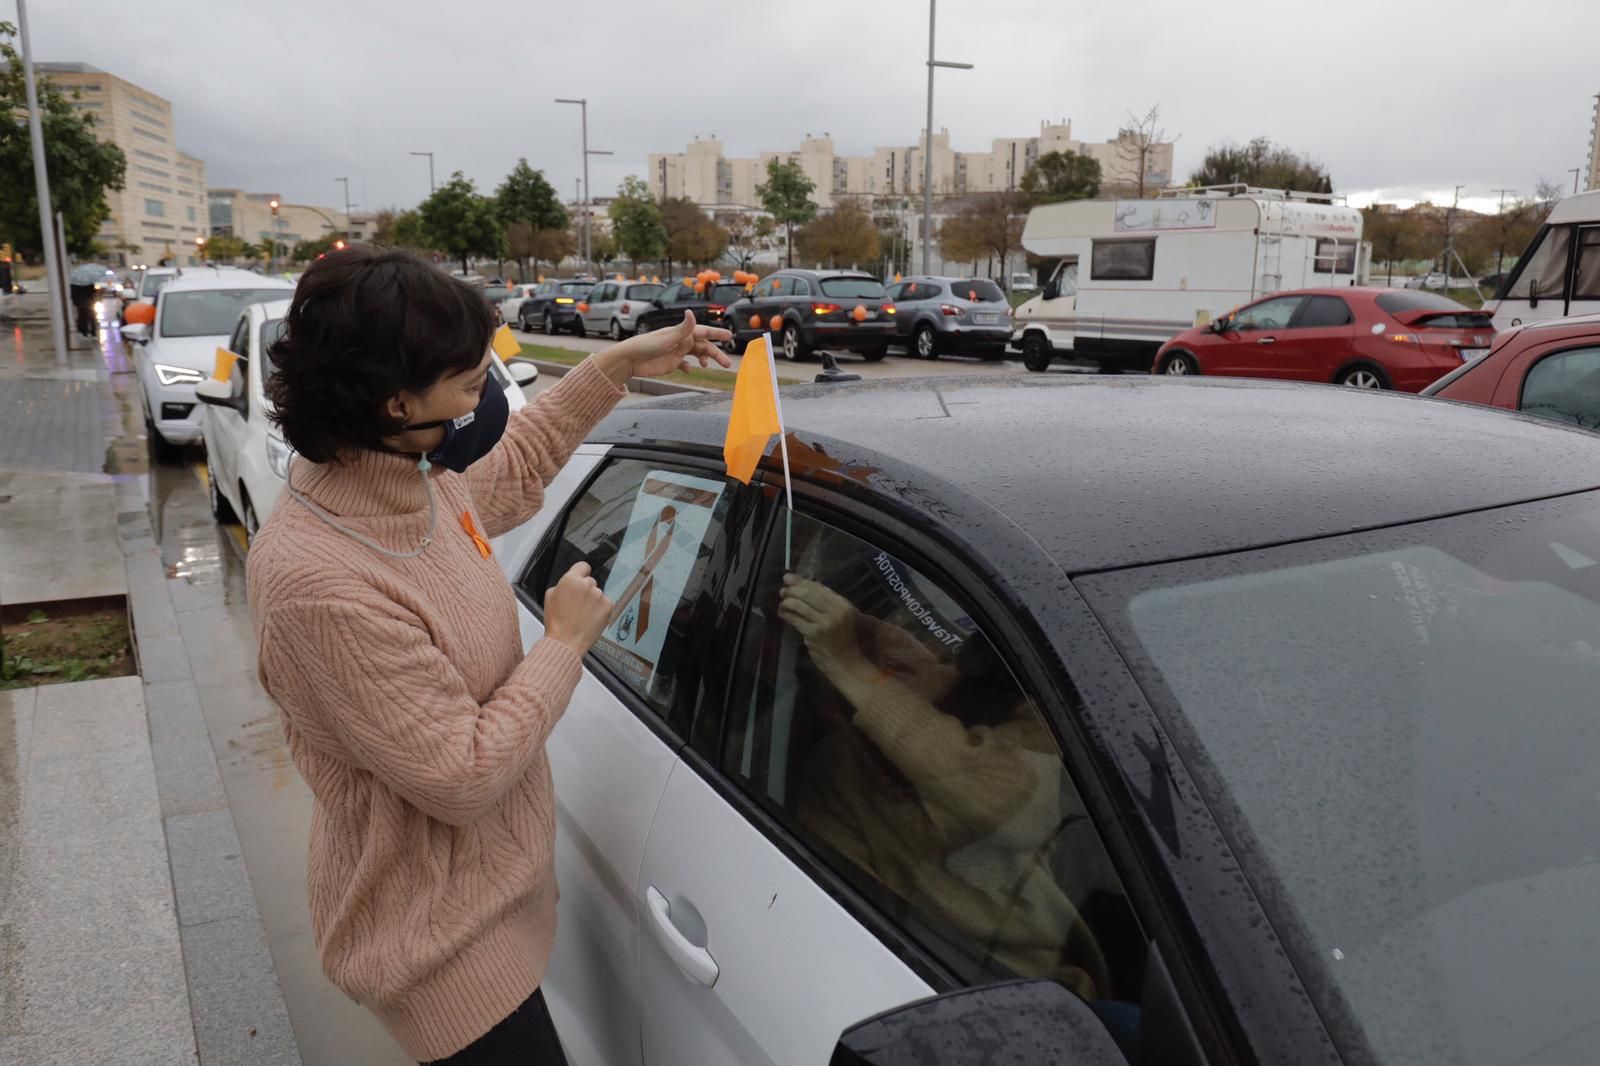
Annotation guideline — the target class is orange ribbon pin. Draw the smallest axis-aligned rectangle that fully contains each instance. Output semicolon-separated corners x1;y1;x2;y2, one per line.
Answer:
461;512;492;560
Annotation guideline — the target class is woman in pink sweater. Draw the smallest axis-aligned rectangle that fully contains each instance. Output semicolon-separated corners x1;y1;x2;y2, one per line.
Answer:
247;248;731;1064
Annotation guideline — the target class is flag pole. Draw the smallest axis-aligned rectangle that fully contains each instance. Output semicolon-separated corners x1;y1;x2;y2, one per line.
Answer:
763;331;794;568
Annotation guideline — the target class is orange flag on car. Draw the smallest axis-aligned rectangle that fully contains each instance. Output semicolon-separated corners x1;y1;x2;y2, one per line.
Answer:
723;333;783;484
491;323;521;361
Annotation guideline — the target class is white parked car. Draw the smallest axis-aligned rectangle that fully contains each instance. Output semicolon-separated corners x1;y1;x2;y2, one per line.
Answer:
498;283;541;324
1009;271;1037;293
195;302;540;542
579;279;665;339
132;265;178;306
1406;271;1450;291
126;269;296;462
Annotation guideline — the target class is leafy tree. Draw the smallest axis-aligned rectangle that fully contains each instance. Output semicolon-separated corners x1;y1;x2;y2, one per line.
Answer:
1020;151;1101;206
1188;137;1332;194
200;234;247;261
588;228;618;267
419;172;503;273
937;192;1026;276
756;159;818;267
873;208;910;278
660;198;727;275
718;212;758;269
530;227;577;276
938;212;985;267
607;176;665;272
495;160;567;234
1361;205;1429;285
795;200;880;268
0;21;128;256
291;234;343;262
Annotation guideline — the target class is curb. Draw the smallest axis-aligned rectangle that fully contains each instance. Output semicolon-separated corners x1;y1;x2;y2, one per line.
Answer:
526;359;715;396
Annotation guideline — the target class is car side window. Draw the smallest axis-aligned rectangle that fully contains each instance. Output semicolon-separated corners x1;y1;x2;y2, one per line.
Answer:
1520;345;1600;430
1295;295;1354;328
790;278;812;297
227;317;249;357
769;277;791;298
1233;295;1304;331
884;283;904;301
721;510;1144;1004
752;278;776;299
527;459;736;719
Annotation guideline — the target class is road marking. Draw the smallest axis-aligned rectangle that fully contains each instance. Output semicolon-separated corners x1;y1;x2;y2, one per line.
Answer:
190;460;250;556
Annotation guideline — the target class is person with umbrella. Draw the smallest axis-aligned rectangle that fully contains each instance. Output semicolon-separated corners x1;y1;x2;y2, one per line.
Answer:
68;263;109;338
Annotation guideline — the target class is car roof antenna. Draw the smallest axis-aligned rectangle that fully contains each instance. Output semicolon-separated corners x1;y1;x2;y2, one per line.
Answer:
814;351;861;385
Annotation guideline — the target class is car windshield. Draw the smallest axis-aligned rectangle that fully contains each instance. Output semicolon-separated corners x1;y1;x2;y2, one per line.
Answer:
953;279;1005;302
1079;492;1600;1066
819;277;886;298
160;289;290;338
1376;291;1472;315
559;281;592;294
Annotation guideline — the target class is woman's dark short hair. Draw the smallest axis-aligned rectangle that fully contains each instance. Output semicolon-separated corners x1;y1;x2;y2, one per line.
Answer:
265;247;494;462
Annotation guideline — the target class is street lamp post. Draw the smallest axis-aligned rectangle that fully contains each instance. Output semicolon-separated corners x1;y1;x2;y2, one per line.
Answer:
15;0;68;365
269;198;282;272
410;151;435;195
555;98;614;271
335;177;352;240
920;0;973;274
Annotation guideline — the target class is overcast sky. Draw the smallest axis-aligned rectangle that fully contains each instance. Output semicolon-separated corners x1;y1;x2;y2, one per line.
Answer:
21;0;1599;215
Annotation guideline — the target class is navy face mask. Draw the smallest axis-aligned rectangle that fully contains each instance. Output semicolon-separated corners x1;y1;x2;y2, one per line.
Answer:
404;374;509;473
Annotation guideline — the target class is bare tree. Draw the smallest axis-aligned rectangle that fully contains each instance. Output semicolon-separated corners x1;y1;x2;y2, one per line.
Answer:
1116;105;1173;198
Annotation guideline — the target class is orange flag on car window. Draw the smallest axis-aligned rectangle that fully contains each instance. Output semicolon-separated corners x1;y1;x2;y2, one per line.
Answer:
213;347;238;381
723;334;783;484
491;323;521;361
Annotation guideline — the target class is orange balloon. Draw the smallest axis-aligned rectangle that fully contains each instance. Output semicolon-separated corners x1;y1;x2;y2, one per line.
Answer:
749;313;762;329
769;315;783;332
578;302;590;313
693;281;706;294
851;304;869;322
894;273;902;283
125;302;154;326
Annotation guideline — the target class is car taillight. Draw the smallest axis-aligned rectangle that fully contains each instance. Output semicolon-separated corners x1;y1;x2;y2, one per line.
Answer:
884;303;896;315
708;304;726;314
939;304;962;316
1386;332;1420;344
620;303;630;314
813;303;842;315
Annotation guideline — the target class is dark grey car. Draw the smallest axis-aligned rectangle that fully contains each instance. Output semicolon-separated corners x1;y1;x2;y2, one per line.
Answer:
885;276;1012;360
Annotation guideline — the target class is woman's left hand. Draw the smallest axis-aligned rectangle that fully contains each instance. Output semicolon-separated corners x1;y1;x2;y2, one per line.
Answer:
597;310;733;385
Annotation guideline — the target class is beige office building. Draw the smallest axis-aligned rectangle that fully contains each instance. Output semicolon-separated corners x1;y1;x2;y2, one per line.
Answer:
647;120;1176;210
43;63;209;266
1588;91;1600;193
208;189;347;251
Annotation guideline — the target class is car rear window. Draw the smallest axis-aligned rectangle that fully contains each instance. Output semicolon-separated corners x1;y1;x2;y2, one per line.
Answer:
627;284;664;300
953;279;1005;302
1375;291;1471;316
140;273;174;298
819;277;886;299
559;281;592;294
160;289;291;338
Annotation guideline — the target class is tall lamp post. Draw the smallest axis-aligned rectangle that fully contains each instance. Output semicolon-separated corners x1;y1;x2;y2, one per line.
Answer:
269;198;283;272
335;177;353;240
555;97;613;271
920;0;973;274
410;151;435;195
16;0;68;364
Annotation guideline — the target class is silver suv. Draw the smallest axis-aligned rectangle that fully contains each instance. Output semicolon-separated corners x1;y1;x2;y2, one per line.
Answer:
885;275;1012;360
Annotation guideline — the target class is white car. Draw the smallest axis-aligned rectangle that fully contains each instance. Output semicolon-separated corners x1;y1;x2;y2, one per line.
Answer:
499;283;541;324
579;279;666;339
195;301;539;541
1406;271;1450;291
125;269;296;461
132;265;178;306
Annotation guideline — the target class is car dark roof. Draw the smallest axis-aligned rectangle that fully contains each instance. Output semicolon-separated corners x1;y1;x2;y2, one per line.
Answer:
593;375;1600;573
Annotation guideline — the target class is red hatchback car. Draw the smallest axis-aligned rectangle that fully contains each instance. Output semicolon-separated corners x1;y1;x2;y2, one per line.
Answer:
1152;288;1496;391
1423;314;1600;429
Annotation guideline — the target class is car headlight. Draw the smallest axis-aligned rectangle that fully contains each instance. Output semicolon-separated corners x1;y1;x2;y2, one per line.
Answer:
154;363;206;387
265;432;293;480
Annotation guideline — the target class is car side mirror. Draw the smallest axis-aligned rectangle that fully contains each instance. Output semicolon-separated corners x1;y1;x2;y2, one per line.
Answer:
194;377;244;414
830;980;1127;1066
122;323;150;344
1211;316;1231;334
1042;280;1060;300
1529;279;1539;309
505;357;540;386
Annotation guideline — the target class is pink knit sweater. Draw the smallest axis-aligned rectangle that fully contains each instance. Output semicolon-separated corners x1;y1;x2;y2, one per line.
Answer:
248;359;624;1060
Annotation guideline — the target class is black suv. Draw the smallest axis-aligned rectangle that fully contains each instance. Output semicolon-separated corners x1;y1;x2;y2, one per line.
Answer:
516;278;597;334
725;269;896;361
634;279;750;334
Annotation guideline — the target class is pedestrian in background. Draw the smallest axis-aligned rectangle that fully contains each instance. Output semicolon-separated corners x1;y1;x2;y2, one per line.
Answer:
247;246;731;1064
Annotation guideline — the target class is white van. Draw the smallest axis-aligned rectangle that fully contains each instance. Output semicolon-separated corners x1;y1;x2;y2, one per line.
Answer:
1484;189;1600;331
1012;186;1366;371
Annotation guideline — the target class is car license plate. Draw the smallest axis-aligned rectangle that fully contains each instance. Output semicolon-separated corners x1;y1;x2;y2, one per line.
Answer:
1461;348;1488;362
973;313;999;325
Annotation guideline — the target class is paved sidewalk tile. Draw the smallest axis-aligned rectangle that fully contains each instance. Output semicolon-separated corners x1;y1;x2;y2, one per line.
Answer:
0;469;126;607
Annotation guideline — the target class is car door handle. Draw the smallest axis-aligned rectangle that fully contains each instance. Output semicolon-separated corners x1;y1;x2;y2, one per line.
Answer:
1257;336;1276;344
645;886;719;988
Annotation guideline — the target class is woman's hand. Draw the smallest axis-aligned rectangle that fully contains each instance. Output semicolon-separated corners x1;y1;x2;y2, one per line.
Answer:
544;561;613;655
595;310;733;386
779;575;870;679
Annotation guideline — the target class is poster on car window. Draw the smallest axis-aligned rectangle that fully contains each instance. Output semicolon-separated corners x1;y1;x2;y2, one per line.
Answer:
593;470;726;692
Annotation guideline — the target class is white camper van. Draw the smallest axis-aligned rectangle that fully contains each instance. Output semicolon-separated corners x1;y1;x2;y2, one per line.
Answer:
1012;186;1366;372
1483;188;1600;332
